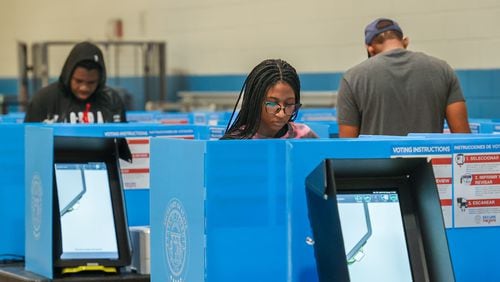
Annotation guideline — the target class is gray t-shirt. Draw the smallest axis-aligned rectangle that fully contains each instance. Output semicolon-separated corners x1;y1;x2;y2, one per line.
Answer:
337;48;465;135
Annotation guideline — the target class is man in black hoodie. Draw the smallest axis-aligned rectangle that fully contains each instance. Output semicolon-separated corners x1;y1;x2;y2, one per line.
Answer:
24;41;127;123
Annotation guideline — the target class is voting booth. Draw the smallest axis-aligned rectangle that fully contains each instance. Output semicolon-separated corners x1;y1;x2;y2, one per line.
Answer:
25;126;132;278
22;123;214;279
150;136;500;282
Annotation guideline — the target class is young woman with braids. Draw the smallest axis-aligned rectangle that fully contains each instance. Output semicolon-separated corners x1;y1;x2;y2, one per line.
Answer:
220;59;318;139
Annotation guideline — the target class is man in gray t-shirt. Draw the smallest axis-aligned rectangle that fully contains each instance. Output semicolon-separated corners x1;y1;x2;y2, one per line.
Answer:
337;18;471;137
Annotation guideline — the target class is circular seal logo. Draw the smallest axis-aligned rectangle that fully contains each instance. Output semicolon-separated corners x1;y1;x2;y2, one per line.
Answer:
164;198;188;280
31;173;43;240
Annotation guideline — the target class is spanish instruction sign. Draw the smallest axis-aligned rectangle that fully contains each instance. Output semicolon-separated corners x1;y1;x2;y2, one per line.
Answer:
453;143;500;228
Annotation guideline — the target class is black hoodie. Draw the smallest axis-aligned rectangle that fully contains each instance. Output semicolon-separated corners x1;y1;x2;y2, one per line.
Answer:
24;42;127;123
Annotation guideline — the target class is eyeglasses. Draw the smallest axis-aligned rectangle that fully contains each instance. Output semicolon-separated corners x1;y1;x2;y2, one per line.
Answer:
264;101;302;116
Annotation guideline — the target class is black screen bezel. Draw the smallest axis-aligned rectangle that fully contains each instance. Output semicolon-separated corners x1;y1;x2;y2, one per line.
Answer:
52;148;131;270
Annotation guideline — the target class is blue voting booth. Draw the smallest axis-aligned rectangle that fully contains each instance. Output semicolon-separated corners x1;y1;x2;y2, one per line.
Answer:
0;123;25;259
25;126;135;277
292;136;500;282
23;123;216;278
150;135;500;282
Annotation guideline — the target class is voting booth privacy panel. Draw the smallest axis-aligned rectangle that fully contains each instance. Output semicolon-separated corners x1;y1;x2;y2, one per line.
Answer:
0;124;25;259
150;139;290;282
150;136;500;282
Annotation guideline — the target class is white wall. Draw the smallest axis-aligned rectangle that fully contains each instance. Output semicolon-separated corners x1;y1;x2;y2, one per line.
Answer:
1;0;500;76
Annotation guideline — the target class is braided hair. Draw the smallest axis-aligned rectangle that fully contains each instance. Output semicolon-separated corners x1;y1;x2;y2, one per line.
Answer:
222;59;301;139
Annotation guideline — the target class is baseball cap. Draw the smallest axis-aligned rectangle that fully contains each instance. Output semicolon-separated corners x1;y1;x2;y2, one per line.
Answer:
364;18;403;45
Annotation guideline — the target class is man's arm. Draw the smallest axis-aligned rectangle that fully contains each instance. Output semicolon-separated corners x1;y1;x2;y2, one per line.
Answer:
337;77;361;138
339;124;360;138
446;101;471;133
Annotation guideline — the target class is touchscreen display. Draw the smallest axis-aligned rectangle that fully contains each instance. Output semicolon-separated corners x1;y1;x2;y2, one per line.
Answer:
54;162;118;259
336;191;412;282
